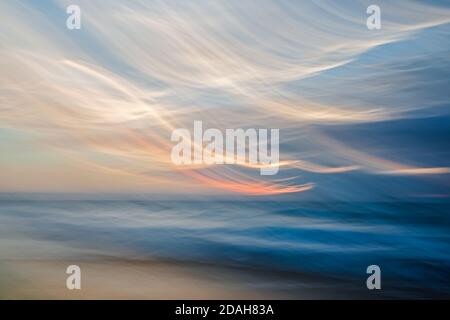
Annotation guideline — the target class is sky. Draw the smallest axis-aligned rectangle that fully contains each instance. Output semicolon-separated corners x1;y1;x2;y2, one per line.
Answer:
0;0;449;200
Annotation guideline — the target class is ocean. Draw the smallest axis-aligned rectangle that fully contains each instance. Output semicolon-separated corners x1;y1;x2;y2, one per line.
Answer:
0;199;449;298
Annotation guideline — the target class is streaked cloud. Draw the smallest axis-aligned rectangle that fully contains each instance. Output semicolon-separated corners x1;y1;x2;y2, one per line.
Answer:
0;0;449;197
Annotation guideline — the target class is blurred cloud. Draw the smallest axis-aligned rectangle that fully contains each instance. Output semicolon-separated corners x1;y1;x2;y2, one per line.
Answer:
0;0;449;198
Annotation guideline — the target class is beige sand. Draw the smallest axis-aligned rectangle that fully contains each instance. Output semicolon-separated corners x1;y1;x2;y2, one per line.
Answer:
0;259;297;299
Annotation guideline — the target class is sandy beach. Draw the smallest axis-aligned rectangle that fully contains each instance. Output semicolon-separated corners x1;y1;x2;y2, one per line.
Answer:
0;259;320;299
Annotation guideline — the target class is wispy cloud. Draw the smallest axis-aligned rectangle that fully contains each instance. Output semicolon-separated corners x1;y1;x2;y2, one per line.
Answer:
1;0;449;197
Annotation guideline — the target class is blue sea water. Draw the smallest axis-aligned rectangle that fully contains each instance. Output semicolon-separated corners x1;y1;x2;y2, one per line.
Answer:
0;199;449;298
